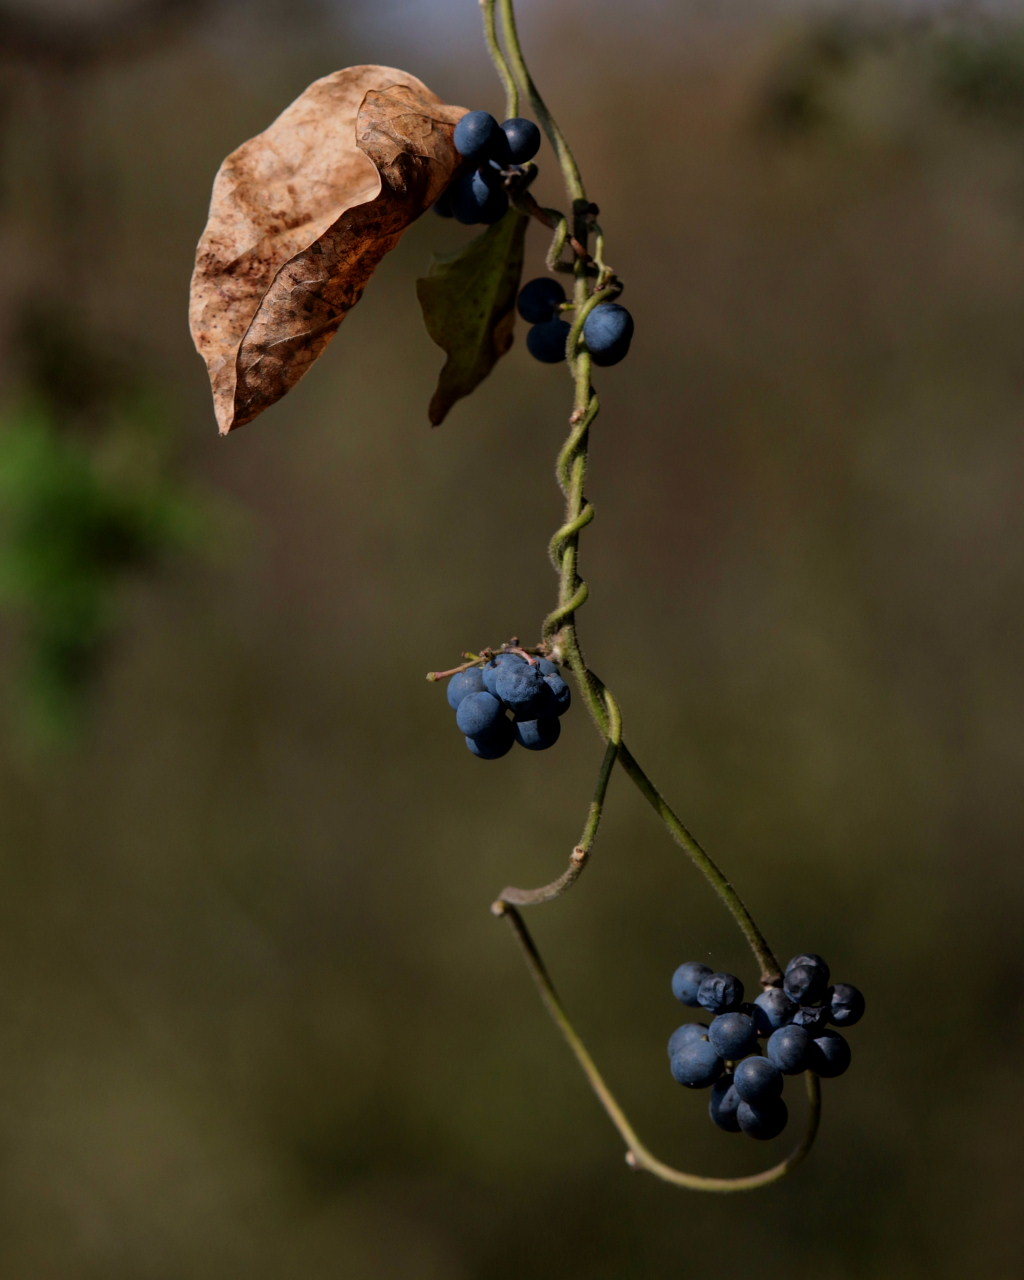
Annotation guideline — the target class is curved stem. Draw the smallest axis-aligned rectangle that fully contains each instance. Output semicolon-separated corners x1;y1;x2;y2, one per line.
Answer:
497;0;586;205
494;903;821;1191
480;0;518;119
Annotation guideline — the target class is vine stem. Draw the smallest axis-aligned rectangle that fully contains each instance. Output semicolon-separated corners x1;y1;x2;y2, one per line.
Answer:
483;0;810;1189
479;0;518;119
493;902;821;1192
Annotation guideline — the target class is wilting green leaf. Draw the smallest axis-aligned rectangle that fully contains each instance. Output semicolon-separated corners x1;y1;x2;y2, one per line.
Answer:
416;209;529;426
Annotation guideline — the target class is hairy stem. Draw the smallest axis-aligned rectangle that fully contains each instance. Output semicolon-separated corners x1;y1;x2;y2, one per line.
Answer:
480;0;518;119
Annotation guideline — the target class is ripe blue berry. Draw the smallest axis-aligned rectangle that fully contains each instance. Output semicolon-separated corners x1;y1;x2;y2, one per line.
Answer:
517;277;566;324
543;673;571;715
669;1035;723;1088
752;987;797;1036
709;1012;758;1060
494;659;546;712
737;1097;788;1140
482;653;525;695
446;667;486;710
513;716;560;751
811;1030;851;1078
784;962;830;1007
766;1024;814;1075
786;953;830;981
583;302;634;367
451;169;508;225
501;116;541;163
709;1076;742;1133
671;961;713;1006
455;691;505;737
453;110;505;164
667;1022;709;1058
733;1055;783;1105
696;971;744;1014
526;318;571;363
465;717;515;759
829;983;865;1028
792;1004;831;1034
536;657;560;676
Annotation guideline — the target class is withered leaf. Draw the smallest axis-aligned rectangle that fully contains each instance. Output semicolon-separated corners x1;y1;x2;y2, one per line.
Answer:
189;66;466;434
416;209;529;426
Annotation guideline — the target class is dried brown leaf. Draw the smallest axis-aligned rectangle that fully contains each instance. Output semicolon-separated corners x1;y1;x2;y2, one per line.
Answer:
189;66;466;434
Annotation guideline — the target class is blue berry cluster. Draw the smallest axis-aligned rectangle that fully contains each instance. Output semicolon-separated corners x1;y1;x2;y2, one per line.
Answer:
517;278;634;368
445;652;571;760
668;954;865;1141
435;110;541;226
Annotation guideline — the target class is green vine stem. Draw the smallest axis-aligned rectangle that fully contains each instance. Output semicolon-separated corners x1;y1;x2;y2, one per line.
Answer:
481;0;817;1188
493;902;822;1192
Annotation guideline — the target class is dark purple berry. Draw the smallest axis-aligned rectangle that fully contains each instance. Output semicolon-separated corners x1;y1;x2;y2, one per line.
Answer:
708;1012;758;1060
829;983;865;1028
667;1022;708;1058
733;1055;783;1105
737;1097;788;1140
766;1024;814;1074
709;1075;742;1133
697;972;744;1014
501;116;541;163
671;962;712;1007
669;1035;723;1089
812;1030;851;1078
752;988;797;1036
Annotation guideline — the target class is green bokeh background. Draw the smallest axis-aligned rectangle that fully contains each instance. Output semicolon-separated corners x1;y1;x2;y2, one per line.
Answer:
1;2;1023;1276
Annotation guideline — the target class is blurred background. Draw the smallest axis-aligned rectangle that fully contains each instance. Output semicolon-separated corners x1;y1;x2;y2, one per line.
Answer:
1;0;1022;1275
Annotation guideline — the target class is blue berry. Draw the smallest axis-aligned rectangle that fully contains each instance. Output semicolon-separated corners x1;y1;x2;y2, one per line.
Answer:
501;116;541;163
671;961;712;1006
482;653;525;695
446;667;486;710
527;318;571;363
494;659;546;712
517;277;566;324
792;1004;831;1034
453;110;505;164
733;1055;783;1105
708;1012;758;1060
536;658;560;676
829;983;865;1028
811;1030;851;1078
543;673;571;716
455;691;505;737
737;1097;788;1140
784;961;830;1007
513;716;560;751
583;302;634;367
752;988;797;1036
766;1024;814;1075
667;1022;709;1058
786;953;830;980
709;1076;742;1133
465;717;515;759
669;1035;723;1088
451;168;508;225
696;971;744;1014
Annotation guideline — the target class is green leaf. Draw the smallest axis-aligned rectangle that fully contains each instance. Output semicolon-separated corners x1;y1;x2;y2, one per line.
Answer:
416;209;529;426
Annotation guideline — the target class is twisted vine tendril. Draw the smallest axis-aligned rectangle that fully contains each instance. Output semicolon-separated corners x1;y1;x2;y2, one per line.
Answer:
479;0;820;1189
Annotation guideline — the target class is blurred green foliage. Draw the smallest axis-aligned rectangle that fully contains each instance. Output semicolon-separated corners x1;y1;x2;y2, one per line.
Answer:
0;389;205;738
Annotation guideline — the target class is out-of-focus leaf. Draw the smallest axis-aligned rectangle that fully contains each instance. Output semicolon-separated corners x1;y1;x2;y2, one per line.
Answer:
189;67;466;434
416;210;528;426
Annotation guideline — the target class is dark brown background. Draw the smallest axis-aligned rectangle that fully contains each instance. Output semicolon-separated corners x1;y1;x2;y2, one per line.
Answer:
1;1;1022;1276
